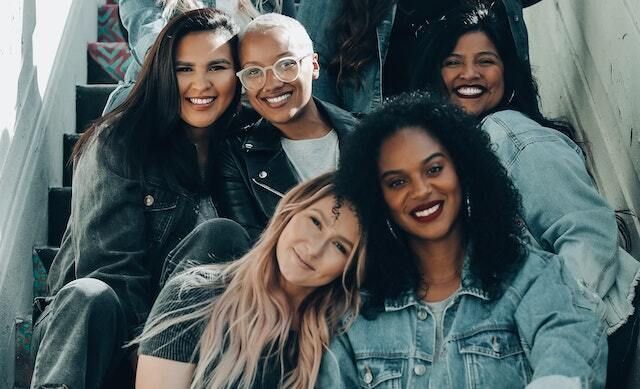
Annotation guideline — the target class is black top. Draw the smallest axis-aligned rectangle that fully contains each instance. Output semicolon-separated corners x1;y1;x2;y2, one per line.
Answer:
139;271;297;388
383;0;461;97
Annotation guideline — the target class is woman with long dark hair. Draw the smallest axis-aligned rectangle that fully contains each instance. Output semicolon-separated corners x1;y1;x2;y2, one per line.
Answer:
104;0;296;113
319;92;607;388
414;2;639;387
297;0;540;116
135;173;367;389
31;9;247;388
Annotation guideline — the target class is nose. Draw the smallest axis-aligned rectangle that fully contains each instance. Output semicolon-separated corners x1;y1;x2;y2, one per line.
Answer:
262;68;284;91
192;70;213;92
411;177;432;199
304;233;327;260
459;62;480;80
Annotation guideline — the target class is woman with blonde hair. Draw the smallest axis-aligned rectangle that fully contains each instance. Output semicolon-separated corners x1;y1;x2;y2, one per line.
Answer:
136;172;367;389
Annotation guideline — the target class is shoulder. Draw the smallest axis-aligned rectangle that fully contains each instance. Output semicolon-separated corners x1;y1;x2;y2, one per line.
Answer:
481;110;559;144
155;267;226;312
315;98;358;134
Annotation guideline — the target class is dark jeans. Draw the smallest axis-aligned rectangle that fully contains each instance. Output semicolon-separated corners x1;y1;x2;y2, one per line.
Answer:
30;218;250;389
607;284;640;389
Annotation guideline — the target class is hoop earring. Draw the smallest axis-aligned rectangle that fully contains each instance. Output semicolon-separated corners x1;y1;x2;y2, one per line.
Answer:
506;90;516;105
465;193;472;219
386;218;399;240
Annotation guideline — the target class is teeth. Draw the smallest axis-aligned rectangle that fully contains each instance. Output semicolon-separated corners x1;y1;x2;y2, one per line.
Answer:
189;97;214;105
265;93;291;104
456;86;483;96
414;203;441;218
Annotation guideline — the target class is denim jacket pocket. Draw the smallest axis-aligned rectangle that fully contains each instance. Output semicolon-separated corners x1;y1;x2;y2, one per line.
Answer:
456;328;531;387
142;188;178;245
354;358;402;389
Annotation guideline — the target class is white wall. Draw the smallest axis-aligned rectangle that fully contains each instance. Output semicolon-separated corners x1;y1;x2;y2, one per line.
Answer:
0;0;98;386
525;0;640;257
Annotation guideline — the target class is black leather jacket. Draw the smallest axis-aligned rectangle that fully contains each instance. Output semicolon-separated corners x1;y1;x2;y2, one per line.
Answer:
214;98;357;239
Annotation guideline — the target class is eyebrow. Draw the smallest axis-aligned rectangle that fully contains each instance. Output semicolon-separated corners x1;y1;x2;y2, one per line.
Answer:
241;51;294;67
380;152;447;180
309;207;356;251
175;59;233;66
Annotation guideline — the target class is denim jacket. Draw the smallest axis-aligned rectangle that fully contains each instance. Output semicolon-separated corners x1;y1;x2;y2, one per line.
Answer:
46;131;207;337
482;110;640;333
318;248;608;389
297;0;531;115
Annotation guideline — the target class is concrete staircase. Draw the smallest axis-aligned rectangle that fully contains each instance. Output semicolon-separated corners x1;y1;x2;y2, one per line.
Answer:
14;1;131;387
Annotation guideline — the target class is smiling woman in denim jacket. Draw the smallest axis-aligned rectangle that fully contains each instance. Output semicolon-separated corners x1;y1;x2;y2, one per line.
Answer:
318;92;608;389
30;10;252;389
413;2;640;387
297;0;541;116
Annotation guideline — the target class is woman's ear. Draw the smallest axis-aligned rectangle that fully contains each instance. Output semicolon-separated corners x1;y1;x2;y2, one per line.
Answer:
311;53;320;80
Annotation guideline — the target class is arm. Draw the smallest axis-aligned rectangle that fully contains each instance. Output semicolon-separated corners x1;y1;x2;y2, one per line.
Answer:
70;138;151;336
515;254;608;389
213;140;266;240
118;0;166;66
317;333;360;388
136;356;194;389
486;116;620;297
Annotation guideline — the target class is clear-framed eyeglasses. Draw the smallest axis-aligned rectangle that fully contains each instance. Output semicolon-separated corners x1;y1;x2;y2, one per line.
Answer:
236;54;313;91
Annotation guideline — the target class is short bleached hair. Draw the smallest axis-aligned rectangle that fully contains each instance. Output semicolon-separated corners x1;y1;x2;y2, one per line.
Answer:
240;13;314;55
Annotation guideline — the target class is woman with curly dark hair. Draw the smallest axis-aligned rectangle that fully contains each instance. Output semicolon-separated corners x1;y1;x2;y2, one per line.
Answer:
413;2;640;387
317;92;607;388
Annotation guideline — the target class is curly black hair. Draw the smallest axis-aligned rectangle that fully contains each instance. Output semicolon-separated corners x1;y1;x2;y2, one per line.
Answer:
335;91;525;308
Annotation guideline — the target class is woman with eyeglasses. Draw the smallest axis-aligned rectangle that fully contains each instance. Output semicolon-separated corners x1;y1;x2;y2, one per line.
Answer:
214;13;358;240
296;0;541;116
104;0;296;113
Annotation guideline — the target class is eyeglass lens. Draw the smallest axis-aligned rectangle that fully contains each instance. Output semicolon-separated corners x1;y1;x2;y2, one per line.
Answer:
241;57;300;90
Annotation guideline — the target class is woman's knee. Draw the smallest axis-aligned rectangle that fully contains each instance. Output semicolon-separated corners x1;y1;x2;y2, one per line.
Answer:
57;278;121;312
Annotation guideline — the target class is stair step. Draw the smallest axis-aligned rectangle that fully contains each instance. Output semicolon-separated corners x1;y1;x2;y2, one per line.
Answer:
98;4;126;43
87;42;132;84
76;84;116;132
48;187;71;247
63;134;81;186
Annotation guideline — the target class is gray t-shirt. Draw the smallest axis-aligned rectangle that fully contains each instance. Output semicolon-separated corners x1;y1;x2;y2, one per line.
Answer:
425;290;459;363
281;130;339;181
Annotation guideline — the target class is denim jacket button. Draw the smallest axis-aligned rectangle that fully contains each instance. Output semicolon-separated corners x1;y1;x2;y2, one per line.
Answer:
144;195;154;206
417;308;428;320
258;171;268;179
414;364;426;376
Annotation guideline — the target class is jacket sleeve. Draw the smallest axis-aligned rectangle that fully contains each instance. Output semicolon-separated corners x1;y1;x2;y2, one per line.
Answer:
316;333;361;388
515;254;608;389
119;0;165;67
488;117;621;299
71;139;152;336
297;0;342;106
213;140;265;241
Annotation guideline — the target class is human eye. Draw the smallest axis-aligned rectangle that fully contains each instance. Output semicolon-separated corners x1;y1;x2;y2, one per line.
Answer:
442;57;461;67
209;64;229;71
333;241;348;255
385;177;406;189
278;58;298;70
244;67;263;79
477;56;498;66
175;66;192;72
426;164;444;176
309;215;322;229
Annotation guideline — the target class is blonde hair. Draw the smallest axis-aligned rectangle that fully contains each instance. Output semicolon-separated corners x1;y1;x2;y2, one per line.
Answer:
157;0;285;20
139;173;366;388
241;13;314;55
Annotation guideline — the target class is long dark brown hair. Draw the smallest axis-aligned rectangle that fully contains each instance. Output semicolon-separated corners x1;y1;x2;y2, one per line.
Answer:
329;0;394;87
72;8;241;192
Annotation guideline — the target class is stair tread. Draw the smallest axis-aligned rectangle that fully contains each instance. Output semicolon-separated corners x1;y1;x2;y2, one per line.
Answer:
48;187;71;247
76;84;117;132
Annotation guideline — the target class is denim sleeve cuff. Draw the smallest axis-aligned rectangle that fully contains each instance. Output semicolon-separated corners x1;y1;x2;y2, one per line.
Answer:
526;376;582;389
